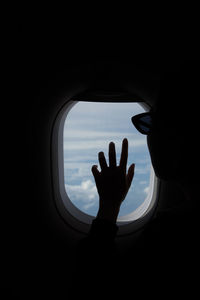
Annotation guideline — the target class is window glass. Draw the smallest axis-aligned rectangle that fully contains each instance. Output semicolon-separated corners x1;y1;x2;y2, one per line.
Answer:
63;102;152;217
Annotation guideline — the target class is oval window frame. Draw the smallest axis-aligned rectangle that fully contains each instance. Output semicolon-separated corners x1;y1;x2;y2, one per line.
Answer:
51;100;160;236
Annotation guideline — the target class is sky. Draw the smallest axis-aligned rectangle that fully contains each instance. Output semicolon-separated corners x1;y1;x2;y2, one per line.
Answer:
63;101;152;217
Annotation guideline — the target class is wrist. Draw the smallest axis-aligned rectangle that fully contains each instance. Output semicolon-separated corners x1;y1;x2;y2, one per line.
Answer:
97;201;120;223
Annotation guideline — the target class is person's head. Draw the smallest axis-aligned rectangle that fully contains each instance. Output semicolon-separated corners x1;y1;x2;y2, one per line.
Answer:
132;61;199;186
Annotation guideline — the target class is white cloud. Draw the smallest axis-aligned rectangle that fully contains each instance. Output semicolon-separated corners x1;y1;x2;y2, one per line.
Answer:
83;202;96;210
64;162;92;178
64;129;135;139
65;180;98;211
64;136;146;151
136;164;151;174
139;180;148;185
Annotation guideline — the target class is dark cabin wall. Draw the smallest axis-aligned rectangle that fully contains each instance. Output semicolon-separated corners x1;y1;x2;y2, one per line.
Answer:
6;55;199;289
4;60;94;286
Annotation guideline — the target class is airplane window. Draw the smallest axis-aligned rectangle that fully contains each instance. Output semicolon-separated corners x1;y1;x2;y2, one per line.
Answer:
63;101;156;222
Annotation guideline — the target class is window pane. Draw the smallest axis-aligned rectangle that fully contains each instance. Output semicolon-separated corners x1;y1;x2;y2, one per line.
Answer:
63;102;152;217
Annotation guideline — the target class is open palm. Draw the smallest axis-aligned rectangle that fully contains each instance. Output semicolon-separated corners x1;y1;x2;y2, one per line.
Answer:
92;138;135;222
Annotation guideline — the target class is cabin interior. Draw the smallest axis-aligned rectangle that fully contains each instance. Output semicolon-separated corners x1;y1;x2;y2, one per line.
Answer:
2;53;199;296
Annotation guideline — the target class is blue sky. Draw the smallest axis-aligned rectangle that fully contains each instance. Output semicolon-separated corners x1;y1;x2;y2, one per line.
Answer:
63;102;152;217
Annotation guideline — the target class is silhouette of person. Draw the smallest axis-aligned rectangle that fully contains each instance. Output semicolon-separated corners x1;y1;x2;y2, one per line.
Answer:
89;61;199;241
75;61;199;292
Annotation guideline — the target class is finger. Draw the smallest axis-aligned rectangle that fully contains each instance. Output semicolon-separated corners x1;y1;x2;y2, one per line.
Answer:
109;142;116;168
91;165;100;184
98;152;108;170
126;164;135;190
120;138;128;171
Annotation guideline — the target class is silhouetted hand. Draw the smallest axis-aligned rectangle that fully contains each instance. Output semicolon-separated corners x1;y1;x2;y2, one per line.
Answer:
91;138;135;223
